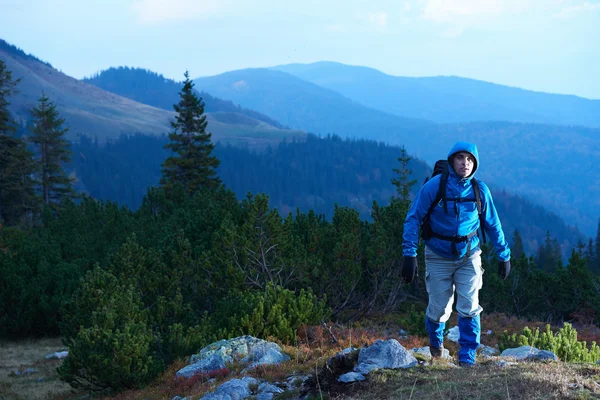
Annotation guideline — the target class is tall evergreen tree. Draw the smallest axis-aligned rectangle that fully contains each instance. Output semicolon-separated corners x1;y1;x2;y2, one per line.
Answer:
0;60;38;225
594;219;600;273
28;93;76;206
391;146;416;205
511;229;525;260
160;71;221;194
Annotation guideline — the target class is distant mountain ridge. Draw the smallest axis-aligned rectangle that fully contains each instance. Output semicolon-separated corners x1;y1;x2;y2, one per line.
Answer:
0;39;304;146
192;66;600;236
84;67;287;129
193;68;435;146
273;61;600;127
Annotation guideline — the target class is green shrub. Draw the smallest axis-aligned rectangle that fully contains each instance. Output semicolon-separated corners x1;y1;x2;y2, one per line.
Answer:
58;279;159;391
499;322;600;363
214;283;330;343
397;304;428;337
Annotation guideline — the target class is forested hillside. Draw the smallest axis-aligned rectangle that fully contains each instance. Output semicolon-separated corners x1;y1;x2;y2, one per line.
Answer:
69;133;585;259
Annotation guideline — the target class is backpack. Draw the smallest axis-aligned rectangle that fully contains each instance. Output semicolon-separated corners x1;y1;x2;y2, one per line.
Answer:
421;160;487;247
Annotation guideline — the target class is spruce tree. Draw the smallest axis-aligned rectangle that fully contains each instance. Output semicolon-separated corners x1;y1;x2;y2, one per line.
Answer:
391;146;416;205
594;219;600;273
511;229;525;260
0;60;38;225
160;71;221;194
28;93;76;206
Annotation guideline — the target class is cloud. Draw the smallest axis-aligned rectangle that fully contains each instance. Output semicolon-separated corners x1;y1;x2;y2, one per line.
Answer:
368;11;389;27
130;0;225;23
553;1;600;18
421;0;525;23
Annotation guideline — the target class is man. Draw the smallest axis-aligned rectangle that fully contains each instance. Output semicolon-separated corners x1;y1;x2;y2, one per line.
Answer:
401;141;511;367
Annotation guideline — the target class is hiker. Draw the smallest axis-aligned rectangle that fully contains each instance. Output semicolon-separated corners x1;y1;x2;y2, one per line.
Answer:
401;141;511;367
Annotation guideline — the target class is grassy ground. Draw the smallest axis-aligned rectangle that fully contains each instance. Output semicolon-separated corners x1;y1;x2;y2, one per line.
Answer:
2;314;600;400
0;337;75;400
321;359;600;399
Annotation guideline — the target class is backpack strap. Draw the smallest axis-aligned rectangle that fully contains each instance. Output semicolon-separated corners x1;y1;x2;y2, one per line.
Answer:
471;179;487;244
423;169;449;223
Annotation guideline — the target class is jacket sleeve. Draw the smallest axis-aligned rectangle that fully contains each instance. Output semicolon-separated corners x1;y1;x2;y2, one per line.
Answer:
479;182;511;261
402;179;437;257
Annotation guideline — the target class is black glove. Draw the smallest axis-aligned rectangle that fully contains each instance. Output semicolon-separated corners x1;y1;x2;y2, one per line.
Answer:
498;260;511;280
402;256;418;283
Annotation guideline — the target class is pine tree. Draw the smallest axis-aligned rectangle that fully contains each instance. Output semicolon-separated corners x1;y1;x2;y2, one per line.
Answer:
160;71;221;194
391;146;416;205
511;229;525;260
594;219;600;273
28;93;76;206
0;60;38;225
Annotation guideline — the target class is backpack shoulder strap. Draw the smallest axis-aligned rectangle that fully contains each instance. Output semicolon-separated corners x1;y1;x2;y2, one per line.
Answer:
471;179;487;244
424;169;449;221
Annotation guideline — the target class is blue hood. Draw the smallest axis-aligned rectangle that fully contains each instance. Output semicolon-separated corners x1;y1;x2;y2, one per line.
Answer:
447;141;479;178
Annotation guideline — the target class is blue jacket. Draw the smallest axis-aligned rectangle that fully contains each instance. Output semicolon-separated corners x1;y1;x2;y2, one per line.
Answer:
403;142;511;261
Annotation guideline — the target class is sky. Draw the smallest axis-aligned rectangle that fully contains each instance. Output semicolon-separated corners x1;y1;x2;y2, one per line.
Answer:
1;0;599;99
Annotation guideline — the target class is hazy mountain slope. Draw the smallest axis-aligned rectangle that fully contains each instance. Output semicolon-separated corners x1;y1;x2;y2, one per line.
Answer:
83;67;286;129
193;68;435;145
1;39;173;141
274;61;600;127
0;39;305;146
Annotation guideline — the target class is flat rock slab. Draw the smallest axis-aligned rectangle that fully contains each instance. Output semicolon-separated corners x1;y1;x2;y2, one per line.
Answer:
338;372;366;383
500;346;558;362
411;346;452;360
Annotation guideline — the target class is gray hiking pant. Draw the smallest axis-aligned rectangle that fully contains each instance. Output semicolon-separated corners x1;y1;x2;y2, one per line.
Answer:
424;246;484;323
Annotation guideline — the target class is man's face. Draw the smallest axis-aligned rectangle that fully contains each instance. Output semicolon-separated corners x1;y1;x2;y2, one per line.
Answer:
452;152;475;178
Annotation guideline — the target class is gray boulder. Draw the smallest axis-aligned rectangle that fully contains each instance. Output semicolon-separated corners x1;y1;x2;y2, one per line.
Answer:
338;372;366;383
244;346;290;370
500;346;559;362
191;336;282;364
180;336;290;379
176;353;231;379
354;339;417;374
200;377;259;400
478;345;499;357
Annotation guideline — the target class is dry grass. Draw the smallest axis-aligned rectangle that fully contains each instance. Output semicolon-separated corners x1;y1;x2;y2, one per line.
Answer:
3;314;600;400
0;337;76;400
326;360;600;400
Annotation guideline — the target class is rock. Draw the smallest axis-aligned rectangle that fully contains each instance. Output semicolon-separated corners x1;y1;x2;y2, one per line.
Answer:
398;329;409;338
285;374;311;390
495;360;517;368
176;353;231;379
257;382;284;396
446;326;460;342
200;377;259;400
245;347;290;369
340;347;357;355
485;330;493;335
410;346;451;360
191;336;282;364
172;397;187;400
500;346;559;362
354;339;417;374
338;372;366;383
45;351;68;360
12;367;38;376
478;345;499;357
